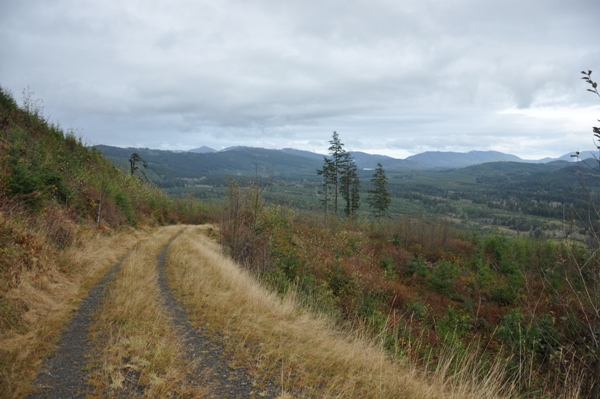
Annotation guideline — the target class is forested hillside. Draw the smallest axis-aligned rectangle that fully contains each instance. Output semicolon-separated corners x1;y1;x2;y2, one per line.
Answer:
96;144;323;181
97;141;599;238
406;150;525;168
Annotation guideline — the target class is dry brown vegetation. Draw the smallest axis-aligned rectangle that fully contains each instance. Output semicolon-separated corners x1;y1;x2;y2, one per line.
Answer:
0;202;152;398
218;182;592;398
167;225;516;399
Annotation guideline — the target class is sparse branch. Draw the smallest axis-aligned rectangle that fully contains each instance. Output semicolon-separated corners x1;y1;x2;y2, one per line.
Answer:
582;71;600;146
582;70;600;98
572;68;600;397
129;152;149;181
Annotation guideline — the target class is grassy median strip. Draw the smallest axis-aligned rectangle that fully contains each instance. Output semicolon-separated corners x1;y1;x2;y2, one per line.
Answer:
87;226;206;398
167;225;514;399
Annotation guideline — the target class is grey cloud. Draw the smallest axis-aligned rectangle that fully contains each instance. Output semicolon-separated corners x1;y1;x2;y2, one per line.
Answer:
1;0;599;159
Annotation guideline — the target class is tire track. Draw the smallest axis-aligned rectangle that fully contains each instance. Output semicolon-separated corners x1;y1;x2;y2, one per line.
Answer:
28;228;276;398
156;229;276;399
27;248;135;399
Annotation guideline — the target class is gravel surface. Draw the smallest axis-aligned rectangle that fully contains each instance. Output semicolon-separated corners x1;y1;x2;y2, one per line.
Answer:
27;250;133;399
156;233;277;399
27;231;277;398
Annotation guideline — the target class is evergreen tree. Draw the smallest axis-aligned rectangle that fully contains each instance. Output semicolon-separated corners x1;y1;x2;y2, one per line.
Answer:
349;166;361;216
340;152;360;217
317;157;336;216
367;163;391;219
327;131;346;215
318;131;361;218
129;152;148;181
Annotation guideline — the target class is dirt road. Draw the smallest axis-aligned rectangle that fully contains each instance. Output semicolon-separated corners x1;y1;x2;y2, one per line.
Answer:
27;227;276;398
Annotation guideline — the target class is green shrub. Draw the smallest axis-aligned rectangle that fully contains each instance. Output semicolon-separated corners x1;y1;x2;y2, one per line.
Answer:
536;312;559;356
0;87;18;111
327;264;357;297
406;301;429;320
406;255;429;278
427;260;460;294
115;193;135;224
436;307;472;345
490;285;516;305
277;250;301;281
497;309;541;355
379;254;397;279
3;148;70;210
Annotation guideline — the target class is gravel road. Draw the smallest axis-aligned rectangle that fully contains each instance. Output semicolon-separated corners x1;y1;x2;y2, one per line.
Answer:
156;231;276;399
27;229;277;398
27;249;133;398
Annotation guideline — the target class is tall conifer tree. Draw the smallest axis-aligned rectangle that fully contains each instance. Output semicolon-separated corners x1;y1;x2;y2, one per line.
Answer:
318;131;361;217
317;157;336;216
327;131;345;215
367;162;390;219
340;152;360;217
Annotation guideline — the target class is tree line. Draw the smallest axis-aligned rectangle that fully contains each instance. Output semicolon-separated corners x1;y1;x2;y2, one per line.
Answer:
317;131;390;219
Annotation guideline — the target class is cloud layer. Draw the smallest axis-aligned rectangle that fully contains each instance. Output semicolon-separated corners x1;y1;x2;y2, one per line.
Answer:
1;0;599;158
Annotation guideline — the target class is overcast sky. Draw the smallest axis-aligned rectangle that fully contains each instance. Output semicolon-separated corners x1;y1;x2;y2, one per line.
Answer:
1;0;599;159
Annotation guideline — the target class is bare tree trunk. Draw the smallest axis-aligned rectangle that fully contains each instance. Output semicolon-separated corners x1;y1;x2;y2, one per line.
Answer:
96;196;102;224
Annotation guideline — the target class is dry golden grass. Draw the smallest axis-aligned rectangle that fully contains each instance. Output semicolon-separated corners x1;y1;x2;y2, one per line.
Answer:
0;221;152;399
167;225;516;399
1;221;517;398
86;225;206;398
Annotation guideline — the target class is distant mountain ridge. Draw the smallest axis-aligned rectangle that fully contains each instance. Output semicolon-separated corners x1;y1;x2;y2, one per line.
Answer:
406;150;523;168
212;147;589;169
96;145;593;179
284;147;591;169
348;151;429;170
189;146;215;153
96;145;323;181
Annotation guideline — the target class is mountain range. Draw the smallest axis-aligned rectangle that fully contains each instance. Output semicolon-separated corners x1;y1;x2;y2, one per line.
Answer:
181;146;595;169
95;145;596;181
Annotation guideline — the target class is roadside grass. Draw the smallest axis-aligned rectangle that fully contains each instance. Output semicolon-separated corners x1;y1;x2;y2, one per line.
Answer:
86;226;206;398
0;211;149;399
0;87;212;397
167;225;515;399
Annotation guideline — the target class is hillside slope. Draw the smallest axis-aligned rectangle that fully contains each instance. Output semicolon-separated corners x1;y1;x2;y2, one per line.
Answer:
96;144;323;181
0;87;205;397
406;150;524;168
